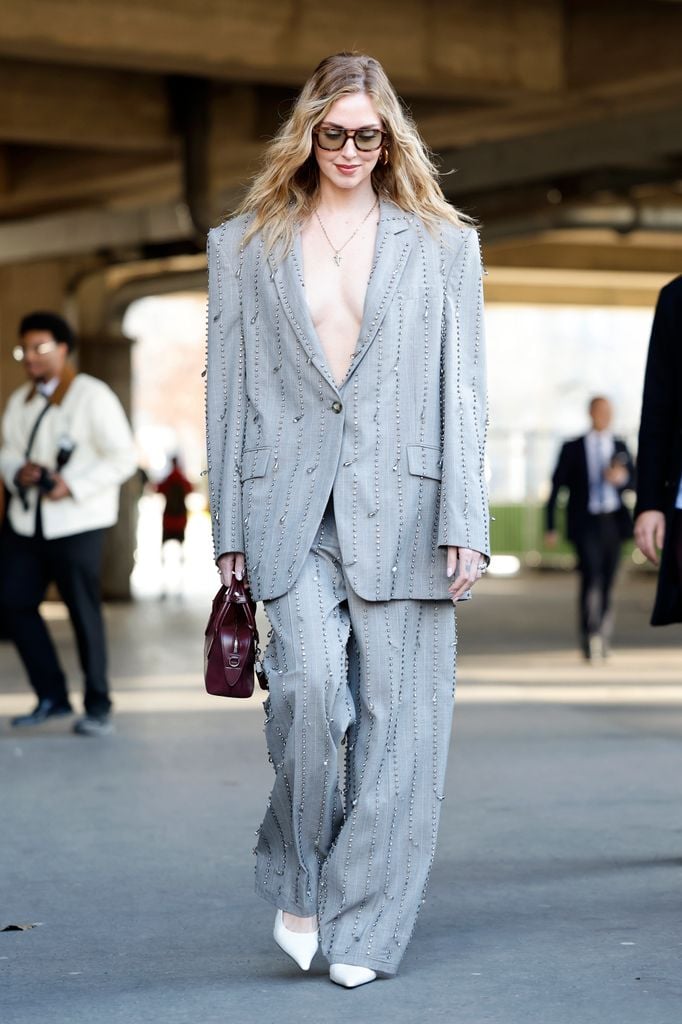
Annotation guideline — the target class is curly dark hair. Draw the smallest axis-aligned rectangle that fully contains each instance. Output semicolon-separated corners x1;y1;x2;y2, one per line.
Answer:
19;311;76;351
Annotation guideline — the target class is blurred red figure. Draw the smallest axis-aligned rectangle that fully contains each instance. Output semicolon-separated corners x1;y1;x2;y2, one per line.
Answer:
156;455;193;546
155;456;193;598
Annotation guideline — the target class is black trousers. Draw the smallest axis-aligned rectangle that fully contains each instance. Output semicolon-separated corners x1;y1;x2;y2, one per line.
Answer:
0;510;110;716
574;512;623;649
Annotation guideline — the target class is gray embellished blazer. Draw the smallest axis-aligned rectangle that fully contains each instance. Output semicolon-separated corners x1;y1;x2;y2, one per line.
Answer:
206;198;489;603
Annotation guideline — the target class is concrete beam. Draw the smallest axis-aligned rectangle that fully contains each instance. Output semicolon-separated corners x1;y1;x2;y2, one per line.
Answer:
567;0;682;95
486;228;682;276
0;203;195;265
0;58;173;151
484;266;674;308
0;0;564;98
0;84;266;220
441;105;682;197
414;82;682;152
0;148;180;217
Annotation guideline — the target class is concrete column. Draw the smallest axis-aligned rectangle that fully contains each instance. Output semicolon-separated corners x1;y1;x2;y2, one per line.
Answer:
0;259;72;410
78;333;138;600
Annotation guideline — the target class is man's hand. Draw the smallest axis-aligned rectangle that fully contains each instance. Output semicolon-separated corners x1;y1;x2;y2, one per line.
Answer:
544;530;559;549
217;551;247;587
43;474;71;501
447;546;486;604
634;510;666;566
15;461;43;488
604;464;629;487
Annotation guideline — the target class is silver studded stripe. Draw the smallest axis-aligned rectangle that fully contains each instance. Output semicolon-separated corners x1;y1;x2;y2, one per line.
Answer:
437;226;489;559
252;300;283;571
389;294;404;600
240;237;264;559
205;219;251;558
372;325;383;599
268;323;305;593
408;226;429;598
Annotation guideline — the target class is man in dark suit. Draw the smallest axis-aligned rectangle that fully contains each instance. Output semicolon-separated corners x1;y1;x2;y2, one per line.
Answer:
546;397;635;659
634;276;682;626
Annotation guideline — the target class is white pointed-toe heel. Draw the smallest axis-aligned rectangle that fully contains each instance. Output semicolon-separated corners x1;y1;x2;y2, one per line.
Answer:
273;910;319;971
329;963;377;988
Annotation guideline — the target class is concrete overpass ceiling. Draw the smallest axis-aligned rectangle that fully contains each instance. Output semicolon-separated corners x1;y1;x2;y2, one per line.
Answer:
0;0;680;291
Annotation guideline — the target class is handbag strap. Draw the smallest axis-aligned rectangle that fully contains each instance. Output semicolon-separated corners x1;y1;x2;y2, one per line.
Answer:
225;575;258;634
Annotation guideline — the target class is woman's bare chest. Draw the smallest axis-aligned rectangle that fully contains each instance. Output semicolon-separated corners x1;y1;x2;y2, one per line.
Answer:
300;221;377;339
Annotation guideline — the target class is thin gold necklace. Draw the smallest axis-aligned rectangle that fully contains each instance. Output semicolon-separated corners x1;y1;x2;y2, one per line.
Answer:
314;197;379;266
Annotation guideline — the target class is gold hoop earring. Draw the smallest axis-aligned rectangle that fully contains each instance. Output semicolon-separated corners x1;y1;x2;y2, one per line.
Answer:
380;147;389;166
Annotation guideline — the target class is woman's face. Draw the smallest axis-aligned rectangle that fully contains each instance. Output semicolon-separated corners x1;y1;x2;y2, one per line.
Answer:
313;92;384;193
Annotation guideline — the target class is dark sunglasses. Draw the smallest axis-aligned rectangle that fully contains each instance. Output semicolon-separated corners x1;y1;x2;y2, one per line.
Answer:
313;126;388;152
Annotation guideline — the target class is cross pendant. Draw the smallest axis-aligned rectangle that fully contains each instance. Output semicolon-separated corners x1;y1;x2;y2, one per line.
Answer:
333;253;342;266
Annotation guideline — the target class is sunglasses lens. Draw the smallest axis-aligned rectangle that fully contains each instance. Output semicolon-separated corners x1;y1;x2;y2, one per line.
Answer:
316;129;345;150
355;130;383;151
12;346;24;362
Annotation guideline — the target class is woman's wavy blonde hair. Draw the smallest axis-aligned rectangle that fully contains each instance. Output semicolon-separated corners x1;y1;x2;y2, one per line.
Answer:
234;52;470;257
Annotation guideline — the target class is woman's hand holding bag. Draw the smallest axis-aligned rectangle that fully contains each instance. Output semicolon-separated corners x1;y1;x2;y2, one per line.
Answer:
204;574;267;698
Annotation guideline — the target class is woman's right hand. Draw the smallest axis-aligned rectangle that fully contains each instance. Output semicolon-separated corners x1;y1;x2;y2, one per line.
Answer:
216;551;247;587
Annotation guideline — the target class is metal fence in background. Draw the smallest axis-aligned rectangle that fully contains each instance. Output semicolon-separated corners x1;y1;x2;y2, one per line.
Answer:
487;429;643;570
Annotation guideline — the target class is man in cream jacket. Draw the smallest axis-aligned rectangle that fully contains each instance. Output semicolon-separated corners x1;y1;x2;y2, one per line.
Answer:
0;312;136;735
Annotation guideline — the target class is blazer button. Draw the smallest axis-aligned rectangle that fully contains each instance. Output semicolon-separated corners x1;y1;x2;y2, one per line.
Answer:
331;400;343;413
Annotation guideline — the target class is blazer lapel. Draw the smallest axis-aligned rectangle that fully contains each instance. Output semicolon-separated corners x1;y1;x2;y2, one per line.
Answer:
343;200;413;384
268;239;340;393
268;198;414;392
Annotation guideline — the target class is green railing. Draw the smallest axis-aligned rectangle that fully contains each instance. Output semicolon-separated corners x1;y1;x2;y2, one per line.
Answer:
489;503;637;565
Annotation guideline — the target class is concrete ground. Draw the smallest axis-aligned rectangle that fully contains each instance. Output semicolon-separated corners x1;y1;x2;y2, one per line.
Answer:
1;570;681;1024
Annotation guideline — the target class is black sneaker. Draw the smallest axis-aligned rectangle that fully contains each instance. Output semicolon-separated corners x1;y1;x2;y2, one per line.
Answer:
72;715;115;737
11;699;74;727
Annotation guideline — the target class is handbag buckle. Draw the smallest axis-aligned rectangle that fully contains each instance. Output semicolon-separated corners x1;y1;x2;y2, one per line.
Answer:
227;655;241;668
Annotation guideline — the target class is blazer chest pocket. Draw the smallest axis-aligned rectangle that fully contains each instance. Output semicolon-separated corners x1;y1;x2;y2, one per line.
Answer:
406;444;442;480
241;447;271;481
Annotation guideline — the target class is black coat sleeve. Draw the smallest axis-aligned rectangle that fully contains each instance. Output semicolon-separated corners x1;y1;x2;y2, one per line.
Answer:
635;283;678;516
546;442;569;532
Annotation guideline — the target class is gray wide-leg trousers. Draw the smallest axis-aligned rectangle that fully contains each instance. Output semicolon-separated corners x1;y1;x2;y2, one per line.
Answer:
254;500;457;976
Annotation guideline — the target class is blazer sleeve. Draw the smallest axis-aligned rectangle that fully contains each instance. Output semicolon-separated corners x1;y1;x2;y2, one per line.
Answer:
545;442;569;532
0;393;27;495
205;223;247;560
635;283;677;516
437;227;490;559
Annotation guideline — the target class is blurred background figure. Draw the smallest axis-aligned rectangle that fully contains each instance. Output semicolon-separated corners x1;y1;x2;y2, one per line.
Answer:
155;454;194;597
0;312;136;735
545;396;635;660
634;276;682;626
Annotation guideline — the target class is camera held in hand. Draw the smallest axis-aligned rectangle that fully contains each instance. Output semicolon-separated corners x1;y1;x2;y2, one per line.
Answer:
37;465;58;494
18;436;76;509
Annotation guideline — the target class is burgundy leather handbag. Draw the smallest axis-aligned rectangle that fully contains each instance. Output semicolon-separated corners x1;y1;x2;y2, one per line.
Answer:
204;577;267;698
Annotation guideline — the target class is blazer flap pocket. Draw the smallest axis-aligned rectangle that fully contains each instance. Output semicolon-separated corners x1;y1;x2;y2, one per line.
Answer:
406;444;442;480
241;447;271;481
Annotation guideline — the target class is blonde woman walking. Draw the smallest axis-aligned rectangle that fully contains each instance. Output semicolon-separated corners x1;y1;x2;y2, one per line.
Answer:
206;52;489;987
